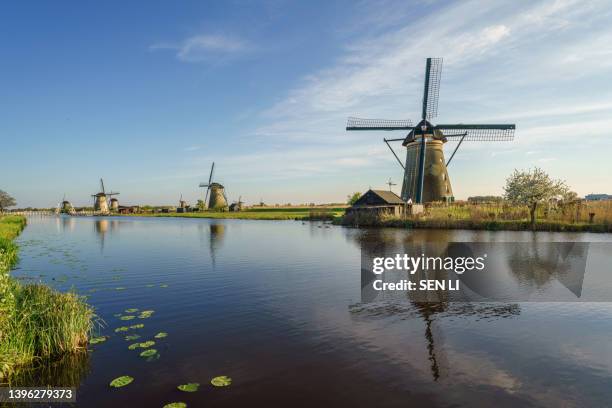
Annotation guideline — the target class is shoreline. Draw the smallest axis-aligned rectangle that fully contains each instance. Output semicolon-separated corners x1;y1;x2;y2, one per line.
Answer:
0;216;93;382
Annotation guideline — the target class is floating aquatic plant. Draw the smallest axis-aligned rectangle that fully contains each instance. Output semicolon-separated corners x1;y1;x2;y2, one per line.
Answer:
128;343;141;350
154;332;168;339
125;334;140;341
115;287;126;291
130;323;144;329
120;315;136;321
109;376;133;388
159;284;168;288
89;336;107;344
114;326;129;333
139;340;155;348
139;349;157;357
163;403;186;408
211;376;232;387
177;383;199;392
145;284;155;288
138;310;154;319
125;308;139;313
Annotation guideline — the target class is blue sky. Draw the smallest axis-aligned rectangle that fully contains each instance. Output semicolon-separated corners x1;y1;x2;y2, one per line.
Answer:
2;0;611;207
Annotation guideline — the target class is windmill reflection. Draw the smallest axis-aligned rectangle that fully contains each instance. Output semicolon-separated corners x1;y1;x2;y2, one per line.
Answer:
209;223;225;268
348;228;520;381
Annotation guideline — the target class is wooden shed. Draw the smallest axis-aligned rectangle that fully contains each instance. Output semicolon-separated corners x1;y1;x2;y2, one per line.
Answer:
347;189;407;217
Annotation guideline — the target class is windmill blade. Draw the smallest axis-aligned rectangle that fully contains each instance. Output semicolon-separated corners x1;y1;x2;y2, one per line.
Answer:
435;124;515;141
199;183;210;188
100;178;105;194
208;162;215;185
204;186;211;208
422;57;443;120
347;117;414;131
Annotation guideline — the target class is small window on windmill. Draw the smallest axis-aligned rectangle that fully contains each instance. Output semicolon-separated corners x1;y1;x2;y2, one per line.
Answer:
446;185;449;193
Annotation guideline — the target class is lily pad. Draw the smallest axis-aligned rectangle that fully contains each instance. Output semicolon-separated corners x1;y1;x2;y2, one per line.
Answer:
128;343;141;350
125;308;139;313
130;323;144;329
109;375;134;388
163;403;186;408
139;340;155;348
89;336;107;344
154;332;168;339
145;284;155;288
115;326;129;333
138;310;154;319
125;334;140;341
140;349;158;358
210;376;232;387
113;313;122;318
177;383;199;392
120;315;136;321
115;287;126;291
159;284;168;288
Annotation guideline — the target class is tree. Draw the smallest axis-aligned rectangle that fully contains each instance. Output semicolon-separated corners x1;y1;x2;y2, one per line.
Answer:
503;168;568;229
197;199;205;211
0;190;16;212
347;192;362;206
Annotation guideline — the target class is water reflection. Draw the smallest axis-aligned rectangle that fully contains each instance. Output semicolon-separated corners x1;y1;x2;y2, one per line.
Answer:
209;223;225;268
7;351;90;387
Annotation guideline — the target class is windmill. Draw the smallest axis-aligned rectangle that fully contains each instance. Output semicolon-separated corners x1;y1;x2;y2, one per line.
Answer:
91;178;119;213
199;162;228;210
179;194;188;209
346;58;515;204
386;178;396;191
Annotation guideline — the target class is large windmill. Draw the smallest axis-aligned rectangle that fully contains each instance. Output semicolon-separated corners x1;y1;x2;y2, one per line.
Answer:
346;58;515;203
199;162;228;210
91;178;119;213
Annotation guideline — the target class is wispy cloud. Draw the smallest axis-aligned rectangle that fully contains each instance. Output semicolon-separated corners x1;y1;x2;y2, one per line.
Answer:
150;34;248;62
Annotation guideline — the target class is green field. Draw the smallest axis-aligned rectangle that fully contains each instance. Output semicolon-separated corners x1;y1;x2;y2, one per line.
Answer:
128;207;347;221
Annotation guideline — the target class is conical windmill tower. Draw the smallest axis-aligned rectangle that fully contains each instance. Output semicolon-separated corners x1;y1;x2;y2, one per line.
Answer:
347;58;515;203
91;178;119;213
199;162;228;210
60;194;75;215
179;194;188;209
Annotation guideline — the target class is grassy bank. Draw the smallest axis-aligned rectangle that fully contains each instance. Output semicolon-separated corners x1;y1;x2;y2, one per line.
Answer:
340;201;612;233
340;215;612;232
126;206;346;221
0;216;93;381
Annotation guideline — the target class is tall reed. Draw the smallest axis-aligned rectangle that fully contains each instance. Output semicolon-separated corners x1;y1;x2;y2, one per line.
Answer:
0;216;93;381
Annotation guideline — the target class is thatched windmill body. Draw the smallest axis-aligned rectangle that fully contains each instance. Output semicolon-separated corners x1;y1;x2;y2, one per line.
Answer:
92;178;119;213
347;58;515;203
199;162;228;210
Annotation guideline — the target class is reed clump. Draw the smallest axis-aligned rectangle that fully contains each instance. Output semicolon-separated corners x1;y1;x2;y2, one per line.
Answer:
0;216;93;381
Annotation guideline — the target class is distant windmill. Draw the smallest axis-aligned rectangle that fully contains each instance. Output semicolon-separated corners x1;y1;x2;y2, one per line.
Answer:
91;178;119;213
179;193;187;209
347;57;515;204
386;178;397;191
199;162;228;210
56;194;75;215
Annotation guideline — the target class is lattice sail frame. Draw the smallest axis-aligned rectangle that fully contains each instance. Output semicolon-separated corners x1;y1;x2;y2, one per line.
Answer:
436;125;515;141
424;58;442;120
346;117;413;130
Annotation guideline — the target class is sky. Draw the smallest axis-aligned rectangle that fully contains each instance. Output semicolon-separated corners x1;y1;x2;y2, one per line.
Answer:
1;0;611;207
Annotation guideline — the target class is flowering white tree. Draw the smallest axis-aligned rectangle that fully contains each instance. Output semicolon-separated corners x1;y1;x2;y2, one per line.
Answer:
504;167;568;230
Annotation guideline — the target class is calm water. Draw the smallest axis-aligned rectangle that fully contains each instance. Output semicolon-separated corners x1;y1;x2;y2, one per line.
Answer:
9;216;612;407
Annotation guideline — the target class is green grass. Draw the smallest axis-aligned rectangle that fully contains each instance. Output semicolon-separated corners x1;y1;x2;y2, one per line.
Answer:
0;216;94;382
127;207;346;221
340;201;612;233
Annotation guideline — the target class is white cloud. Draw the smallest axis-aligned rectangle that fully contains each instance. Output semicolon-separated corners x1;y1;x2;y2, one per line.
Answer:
150;34;247;62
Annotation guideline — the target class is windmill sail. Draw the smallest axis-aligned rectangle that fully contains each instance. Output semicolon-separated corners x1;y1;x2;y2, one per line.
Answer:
422;58;443;120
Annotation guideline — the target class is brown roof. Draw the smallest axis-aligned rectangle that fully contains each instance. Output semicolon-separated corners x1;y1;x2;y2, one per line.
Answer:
370;190;405;204
351;189;405;207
